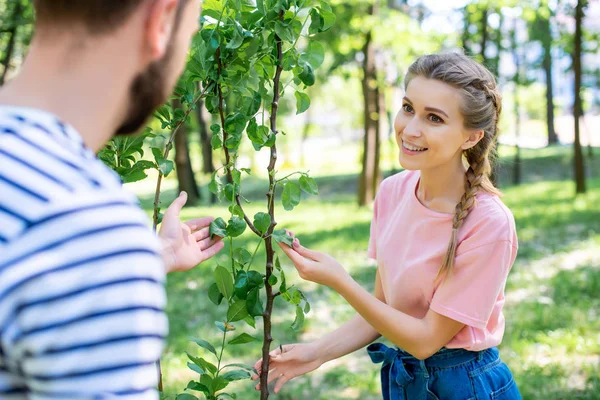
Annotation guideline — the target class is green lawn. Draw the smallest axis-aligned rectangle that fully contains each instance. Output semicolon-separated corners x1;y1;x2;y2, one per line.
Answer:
144;145;600;399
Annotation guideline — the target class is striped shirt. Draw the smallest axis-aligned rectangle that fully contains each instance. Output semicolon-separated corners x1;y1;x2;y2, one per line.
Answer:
0;106;167;399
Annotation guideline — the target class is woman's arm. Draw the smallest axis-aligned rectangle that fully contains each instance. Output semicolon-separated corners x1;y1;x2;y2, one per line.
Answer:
314;268;384;362
252;269;384;393
280;240;464;360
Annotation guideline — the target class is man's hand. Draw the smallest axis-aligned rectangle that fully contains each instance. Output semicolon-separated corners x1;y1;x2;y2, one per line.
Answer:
158;191;225;273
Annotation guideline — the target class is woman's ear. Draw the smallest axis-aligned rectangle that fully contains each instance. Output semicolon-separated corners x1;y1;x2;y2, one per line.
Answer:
461;130;485;150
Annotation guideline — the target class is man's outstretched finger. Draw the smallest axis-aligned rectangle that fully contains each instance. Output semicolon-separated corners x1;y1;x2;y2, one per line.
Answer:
193;227;211;242
185;216;214;231
201;241;225;260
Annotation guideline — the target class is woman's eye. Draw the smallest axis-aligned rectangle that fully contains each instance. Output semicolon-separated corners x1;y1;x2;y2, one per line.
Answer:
402;104;413;113
429;114;444;123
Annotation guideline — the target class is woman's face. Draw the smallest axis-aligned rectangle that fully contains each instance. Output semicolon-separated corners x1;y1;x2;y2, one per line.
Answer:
394;77;480;172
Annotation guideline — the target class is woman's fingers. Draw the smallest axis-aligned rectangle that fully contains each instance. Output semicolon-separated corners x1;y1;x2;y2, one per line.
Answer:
274;374;293;393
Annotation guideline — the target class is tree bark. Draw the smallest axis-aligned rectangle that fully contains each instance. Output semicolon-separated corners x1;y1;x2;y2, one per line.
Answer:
479;7;489;64
358;9;382;206
543;43;558;145
573;0;586;194
195;97;216;203
173;99;201;203
0;1;22;85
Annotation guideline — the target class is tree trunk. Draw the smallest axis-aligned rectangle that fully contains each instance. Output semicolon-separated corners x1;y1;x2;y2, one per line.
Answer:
543;43;558;145
173;99;201;203
573;0;586;194
0;1;22;85
479;7;489;64
196;98;215;174
358;8;382;206
195;97;216;203
461;7;472;56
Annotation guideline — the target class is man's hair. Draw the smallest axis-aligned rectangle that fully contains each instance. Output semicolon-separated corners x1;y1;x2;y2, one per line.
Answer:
33;1;188;35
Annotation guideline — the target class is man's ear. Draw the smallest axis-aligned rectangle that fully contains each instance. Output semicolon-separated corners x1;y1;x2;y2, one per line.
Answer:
462;129;485;150
144;0;179;60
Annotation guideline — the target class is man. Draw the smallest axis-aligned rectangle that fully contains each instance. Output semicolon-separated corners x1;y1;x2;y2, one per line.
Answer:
0;0;223;398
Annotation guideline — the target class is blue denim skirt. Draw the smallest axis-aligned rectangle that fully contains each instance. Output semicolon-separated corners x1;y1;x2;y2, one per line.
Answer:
367;343;521;400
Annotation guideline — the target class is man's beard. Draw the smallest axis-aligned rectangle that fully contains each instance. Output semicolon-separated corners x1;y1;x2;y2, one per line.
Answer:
114;39;175;136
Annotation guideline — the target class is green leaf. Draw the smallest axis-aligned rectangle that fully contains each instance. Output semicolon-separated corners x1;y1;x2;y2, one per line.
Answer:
227;300;249;322
244;315;256;328
221;369;252;381
274;22;293;42
295;91;311;115
299;41;325;69
200;374;215;393
186;380;209;394
211;134;223;150
279;267;287;293
320;9;336;31
231;169;241;185
282;287;302;305
224;113;247;135
253;212;271;234
208;283;224;306
299;176;318;195
233;248;252;265
214;265;234;299
246;287;263;317
158;159;174;177
291;305;305;331
212;376;229;392
208;172;222;195
210;217;227;238
210;124;221;134
244;91;262;116
226;216;247;237
190;337;217;357
309;9;323;34
282;181;301;211
268;274;278;286
187;353;217;376
187;361;204;375
176;393;198;400
247;271;264;289
272;229;294;247
228;333;257;345
298;64;315;86
226;28;244;49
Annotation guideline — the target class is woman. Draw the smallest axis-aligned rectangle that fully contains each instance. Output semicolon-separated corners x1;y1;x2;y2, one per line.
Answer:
253;53;522;399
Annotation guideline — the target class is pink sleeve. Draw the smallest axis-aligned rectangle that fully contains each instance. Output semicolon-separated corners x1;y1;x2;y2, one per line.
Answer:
429;240;517;330
367;184;383;260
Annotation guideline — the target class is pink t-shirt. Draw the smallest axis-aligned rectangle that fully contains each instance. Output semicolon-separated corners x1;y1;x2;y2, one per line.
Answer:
368;170;518;351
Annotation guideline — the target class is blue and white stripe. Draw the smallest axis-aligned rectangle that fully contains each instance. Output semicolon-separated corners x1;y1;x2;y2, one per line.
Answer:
0;106;167;399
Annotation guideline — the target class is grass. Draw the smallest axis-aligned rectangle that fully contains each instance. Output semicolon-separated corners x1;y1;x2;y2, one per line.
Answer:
137;145;600;400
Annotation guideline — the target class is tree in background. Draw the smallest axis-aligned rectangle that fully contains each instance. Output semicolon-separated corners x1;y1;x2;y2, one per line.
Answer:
0;0;33;85
526;0;559;145
573;0;586;194
172;98;201;205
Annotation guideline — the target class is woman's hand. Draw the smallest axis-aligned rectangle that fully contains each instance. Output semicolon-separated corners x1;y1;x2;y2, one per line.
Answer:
277;232;350;290
252;343;324;394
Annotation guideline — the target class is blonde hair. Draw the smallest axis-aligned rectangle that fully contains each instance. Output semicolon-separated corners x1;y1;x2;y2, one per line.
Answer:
405;53;502;282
